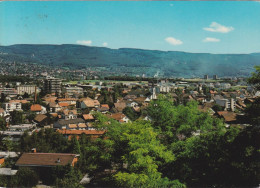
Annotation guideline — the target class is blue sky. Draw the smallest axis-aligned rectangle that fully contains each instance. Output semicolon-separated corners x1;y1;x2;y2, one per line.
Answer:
1;1;260;54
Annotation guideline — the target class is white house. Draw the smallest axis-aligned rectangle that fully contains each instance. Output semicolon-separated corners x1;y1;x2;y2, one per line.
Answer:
0;108;8;117
127;101;139;108
2;102;22;112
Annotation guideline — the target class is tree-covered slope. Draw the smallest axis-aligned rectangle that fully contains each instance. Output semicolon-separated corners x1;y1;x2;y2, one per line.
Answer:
0;44;259;77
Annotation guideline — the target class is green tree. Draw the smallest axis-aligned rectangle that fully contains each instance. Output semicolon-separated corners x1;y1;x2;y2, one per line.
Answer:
22;92;29;98
10;110;24;124
0;93;6;103
113;121;183;187
123;106;140;121
22;103;31;111
248;65;260;89
147;95;223;144
165;126;260;187
0;116;6;130
69;136;81;154
246;66;260;125
15;167;39;187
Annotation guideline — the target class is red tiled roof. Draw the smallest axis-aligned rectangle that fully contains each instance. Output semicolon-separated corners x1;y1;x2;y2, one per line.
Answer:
58;98;77;102
108;113;126;121
57;129;105;135
217;111;237;122
16;153;78;167
30;104;42;111
114;102;126;112
34;114;47;122
83;114;94;120
59;102;69;107
101;104;109;109
9;100;28;104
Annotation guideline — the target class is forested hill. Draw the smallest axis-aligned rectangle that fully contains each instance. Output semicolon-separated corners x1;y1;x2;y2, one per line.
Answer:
0;44;259;77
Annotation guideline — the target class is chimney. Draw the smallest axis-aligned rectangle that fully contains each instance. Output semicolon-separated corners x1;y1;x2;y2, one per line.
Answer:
31;148;36;153
34;86;37;103
57;158;61;163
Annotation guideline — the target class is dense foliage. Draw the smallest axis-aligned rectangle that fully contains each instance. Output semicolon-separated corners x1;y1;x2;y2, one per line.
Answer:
1;67;260;187
4;97;258;187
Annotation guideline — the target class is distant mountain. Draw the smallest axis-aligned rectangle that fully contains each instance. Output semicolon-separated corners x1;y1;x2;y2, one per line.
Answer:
0;44;259;78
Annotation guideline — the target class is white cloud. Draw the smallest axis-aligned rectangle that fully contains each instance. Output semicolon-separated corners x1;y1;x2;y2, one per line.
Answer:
102;42;108;47
165;37;183;46
203;22;234;33
203;37;220;42
76;40;92;46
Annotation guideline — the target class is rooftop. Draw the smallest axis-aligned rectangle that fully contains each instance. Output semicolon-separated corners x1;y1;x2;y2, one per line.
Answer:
16;153;78;167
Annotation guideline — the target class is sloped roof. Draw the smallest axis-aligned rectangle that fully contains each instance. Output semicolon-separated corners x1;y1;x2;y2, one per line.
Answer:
34;114;48;123
101;104;110;109
16;153;77;167
43;96;57;103
78;123;87;128
82;99;95;107
108;113;126;121
134;97;146;104
62;109;77;116
59;102;69;107
217;111;237;122
30;104;42;111
83;114;94;120
68;124;77;129
9;100;28;104
114;102;126;112
49;102;60;108
56;118;85;126
58;98;77;102
57;129;105;135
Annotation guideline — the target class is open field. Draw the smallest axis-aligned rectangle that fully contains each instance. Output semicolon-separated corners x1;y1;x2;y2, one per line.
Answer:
64;80;148;85
182;79;223;83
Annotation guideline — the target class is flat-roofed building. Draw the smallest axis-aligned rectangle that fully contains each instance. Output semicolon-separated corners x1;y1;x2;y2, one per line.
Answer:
0;87;18;96
64;87;83;96
17;85;37;95
2;102;22;112
44;77;62;94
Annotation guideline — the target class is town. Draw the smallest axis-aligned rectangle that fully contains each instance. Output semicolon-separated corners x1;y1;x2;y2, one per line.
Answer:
0;69;259;187
1;1;260;187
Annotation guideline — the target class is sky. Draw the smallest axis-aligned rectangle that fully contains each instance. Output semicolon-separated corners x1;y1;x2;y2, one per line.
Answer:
1;1;260;54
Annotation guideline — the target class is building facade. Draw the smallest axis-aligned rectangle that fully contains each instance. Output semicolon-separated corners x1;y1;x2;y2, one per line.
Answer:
44;77;62;94
17;85;37;95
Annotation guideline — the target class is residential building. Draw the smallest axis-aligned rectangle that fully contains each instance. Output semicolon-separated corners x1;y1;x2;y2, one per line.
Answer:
2;102;22;112
30;104;47;114
53;118;85;129
48;102;62;113
57;129;106;140
0;87;18;96
16;153;79;167
17;85;37;95
220;83;231;89
44;77;62;94
107;113;130;123
214;96;235;111
63;87;83;96
79;97;100;109
0;108;8;117
60;109;77;120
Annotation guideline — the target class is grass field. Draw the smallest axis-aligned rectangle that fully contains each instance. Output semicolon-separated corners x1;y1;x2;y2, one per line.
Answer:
64;80;148;85
183;78;223;83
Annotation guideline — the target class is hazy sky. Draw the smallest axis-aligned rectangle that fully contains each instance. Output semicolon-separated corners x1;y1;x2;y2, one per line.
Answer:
1;1;260;54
